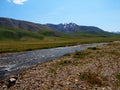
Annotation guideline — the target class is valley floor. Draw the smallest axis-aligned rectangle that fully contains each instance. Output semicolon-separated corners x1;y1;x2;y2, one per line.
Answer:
0;42;120;90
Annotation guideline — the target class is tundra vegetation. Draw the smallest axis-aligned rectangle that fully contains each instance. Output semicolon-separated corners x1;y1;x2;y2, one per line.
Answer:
0;36;120;53
1;42;119;90
0;25;120;53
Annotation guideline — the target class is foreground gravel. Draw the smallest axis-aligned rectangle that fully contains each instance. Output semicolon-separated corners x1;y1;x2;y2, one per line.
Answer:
0;42;120;90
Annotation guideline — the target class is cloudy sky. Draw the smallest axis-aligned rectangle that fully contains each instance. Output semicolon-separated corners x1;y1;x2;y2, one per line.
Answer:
0;0;120;32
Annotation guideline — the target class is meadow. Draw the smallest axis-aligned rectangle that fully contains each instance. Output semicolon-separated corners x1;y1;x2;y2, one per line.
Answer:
0;37;120;53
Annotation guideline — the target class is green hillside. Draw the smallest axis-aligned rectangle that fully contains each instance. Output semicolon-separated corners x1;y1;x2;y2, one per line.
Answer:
0;26;66;41
0;26;119;41
0;17;119;41
0;26;120;53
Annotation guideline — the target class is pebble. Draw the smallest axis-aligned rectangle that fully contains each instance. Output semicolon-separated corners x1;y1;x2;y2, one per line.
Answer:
9;78;16;82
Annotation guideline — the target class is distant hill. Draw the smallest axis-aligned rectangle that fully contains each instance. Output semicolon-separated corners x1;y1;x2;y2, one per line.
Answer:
0;17;49;32
0;17;119;40
46;23;104;33
112;32;120;34
0;17;65;40
45;23;118;38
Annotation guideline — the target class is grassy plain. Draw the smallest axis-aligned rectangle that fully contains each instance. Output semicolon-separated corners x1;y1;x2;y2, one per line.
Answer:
0;37;120;53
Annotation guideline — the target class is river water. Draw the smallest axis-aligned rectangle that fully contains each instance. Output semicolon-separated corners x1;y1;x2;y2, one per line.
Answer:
0;43;105;79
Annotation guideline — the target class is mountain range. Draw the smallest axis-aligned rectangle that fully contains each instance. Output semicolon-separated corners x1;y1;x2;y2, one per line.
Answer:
46;23;104;33
0;17;118;40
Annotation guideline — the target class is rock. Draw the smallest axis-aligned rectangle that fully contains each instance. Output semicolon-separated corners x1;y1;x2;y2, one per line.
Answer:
75;79;78;82
7;77;17;88
66;81;70;85
9;78;16;82
2;85;7;90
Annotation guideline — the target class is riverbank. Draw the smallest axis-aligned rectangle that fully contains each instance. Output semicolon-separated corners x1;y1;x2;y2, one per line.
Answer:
0;42;120;90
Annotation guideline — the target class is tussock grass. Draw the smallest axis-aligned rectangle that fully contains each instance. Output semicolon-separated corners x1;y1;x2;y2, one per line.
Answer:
56;60;73;66
79;71;107;86
116;74;120;85
70;50;91;59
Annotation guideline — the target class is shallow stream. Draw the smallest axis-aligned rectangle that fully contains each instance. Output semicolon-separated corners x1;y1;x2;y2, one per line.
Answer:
0;43;105;79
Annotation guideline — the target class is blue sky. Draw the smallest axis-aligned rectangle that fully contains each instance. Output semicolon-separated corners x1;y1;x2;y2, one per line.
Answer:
0;0;120;32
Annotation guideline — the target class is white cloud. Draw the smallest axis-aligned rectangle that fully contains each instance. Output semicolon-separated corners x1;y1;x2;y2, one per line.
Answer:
13;0;28;5
7;0;28;5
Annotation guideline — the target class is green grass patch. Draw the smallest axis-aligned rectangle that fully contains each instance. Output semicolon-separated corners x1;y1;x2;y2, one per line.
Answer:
49;67;57;74
79;72;107;86
116;74;120;85
105;50;120;56
56;60;73;66
70;50;91;59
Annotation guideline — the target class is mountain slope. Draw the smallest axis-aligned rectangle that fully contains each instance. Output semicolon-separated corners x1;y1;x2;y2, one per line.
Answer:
0;26;43;40
0;17;49;32
46;23;118;38
0;26;67;40
0;17;119;41
46;23;104;33
0;17;65;40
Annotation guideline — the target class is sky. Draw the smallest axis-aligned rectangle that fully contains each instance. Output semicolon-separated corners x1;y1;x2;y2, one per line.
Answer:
0;0;120;32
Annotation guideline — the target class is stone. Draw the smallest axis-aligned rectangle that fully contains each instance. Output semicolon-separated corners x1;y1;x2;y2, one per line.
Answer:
7;77;17;88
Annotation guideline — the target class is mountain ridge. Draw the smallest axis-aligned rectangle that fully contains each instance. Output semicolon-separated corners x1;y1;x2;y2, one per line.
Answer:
0;17;104;33
0;17;50;32
46;23;104;33
0;17;118;40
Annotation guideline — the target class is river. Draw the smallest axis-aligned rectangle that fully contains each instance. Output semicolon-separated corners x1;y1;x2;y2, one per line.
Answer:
0;43;105;79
